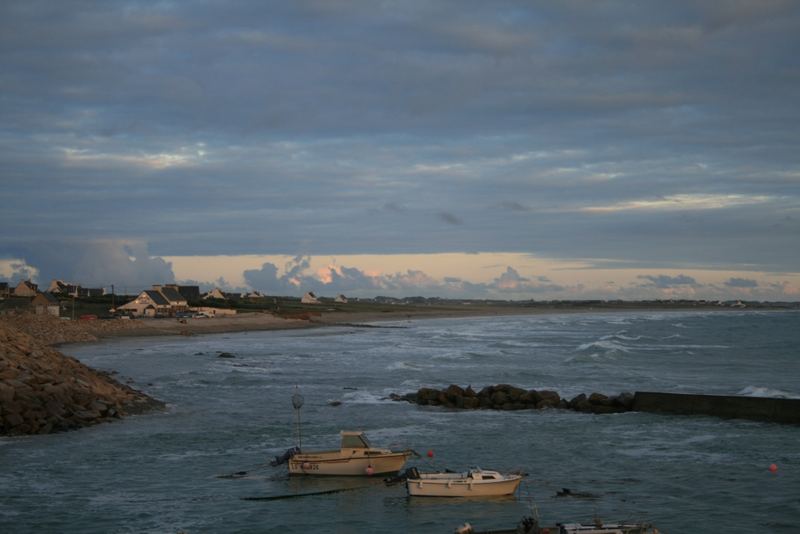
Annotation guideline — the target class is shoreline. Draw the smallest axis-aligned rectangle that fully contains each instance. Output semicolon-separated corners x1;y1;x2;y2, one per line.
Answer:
48;303;799;346
3;302;793;349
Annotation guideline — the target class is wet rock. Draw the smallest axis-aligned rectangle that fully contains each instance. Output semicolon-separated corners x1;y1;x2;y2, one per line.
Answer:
217;352;236;358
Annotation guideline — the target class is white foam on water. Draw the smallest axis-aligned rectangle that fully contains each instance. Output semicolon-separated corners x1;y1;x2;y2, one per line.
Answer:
385;361;423;371
737;385;796;398
576;339;632;353
600;332;643;341
341;390;393;404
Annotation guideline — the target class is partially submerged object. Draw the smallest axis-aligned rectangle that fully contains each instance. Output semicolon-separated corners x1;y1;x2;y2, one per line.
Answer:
454;516;658;534
405;467;523;497
274;431;414;476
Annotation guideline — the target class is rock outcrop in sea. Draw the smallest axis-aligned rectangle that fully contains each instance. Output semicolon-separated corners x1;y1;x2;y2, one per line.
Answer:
0;318;164;436
392;384;634;414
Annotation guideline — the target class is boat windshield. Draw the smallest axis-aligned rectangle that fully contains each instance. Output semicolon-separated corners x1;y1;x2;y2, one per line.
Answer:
341;433;371;449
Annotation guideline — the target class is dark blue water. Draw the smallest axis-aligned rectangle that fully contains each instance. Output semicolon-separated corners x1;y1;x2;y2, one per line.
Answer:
2;311;799;533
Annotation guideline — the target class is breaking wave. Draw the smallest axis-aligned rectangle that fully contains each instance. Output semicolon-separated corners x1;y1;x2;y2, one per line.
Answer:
737;386;796;399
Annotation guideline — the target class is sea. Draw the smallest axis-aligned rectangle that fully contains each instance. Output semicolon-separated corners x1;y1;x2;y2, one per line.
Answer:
1;310;799;533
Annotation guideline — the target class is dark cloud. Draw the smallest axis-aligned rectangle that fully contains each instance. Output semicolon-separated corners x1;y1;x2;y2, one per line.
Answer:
637;274;699;288
4;240;175;292
1;1;799;284
437;212;463;225
724;277;759;288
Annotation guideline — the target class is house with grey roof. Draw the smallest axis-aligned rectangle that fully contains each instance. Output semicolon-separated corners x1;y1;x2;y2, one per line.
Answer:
153;285;188;309
116;289;172;317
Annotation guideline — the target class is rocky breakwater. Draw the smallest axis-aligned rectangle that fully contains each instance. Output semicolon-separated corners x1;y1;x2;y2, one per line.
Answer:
393;384;634;415
0;321;164;436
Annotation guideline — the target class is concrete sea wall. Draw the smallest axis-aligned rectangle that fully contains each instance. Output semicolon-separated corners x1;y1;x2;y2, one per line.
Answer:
633;391;800;424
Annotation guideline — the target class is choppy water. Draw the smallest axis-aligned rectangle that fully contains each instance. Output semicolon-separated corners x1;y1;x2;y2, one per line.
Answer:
2;310;799;533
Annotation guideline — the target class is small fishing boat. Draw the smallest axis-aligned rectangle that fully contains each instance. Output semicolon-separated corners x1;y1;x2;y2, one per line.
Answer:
556;522;658;534
282;431;414;476
405;467;523;497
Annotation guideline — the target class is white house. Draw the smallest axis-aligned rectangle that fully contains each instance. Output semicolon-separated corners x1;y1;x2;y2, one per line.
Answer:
335;294;348;303
301;291;320;304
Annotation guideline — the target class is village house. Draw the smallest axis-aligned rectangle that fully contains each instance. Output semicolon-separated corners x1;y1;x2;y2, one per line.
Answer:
203;288;227;300
116;284;194;317
47;279;104;298
116;290;171;317
152;285;188;312
335;294;348;303
301;291;320;304
32;292;60;317
13;280;38;297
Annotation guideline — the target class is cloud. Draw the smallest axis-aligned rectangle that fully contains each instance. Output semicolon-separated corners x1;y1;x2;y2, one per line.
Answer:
1;1;799;279
637;274;699;288
4;240;174;292
0;261;38;284
582;194;775;213
724;277;758;288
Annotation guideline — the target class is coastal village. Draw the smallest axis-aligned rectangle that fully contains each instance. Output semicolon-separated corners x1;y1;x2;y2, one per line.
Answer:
0;278;787;322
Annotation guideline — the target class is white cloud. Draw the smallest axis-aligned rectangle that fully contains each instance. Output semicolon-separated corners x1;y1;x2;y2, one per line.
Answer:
582;194;774;213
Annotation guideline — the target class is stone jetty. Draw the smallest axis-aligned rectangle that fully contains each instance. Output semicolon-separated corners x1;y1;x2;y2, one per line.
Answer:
392;384;800;424
392;384;635;414
0;319;164;436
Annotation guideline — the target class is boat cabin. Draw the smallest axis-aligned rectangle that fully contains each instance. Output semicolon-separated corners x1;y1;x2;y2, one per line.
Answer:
340;431;372;449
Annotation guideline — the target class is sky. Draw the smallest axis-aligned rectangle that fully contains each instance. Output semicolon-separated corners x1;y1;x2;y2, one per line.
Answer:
1;1;799;300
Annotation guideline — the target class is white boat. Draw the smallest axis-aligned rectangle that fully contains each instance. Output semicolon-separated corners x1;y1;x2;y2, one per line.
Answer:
286;431;413;476
406;467;523;497
557;522;658;534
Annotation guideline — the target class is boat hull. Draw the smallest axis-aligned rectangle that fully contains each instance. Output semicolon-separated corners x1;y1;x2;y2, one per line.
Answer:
288;451;410;476
406;475;522;497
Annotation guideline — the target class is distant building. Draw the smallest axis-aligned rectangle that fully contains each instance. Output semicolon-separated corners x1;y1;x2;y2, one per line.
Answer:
47;279;104;297
116;290;171;317
177;285;201;301
335;294;348;303
153;285;188;312
203;288;227;300
77;287;105;298
301;291;320;304
13;280;38;297
243;291;264;299
47;279;69;293
32;292;60;317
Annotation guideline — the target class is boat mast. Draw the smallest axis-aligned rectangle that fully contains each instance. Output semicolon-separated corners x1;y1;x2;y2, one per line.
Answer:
292;386;304;451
